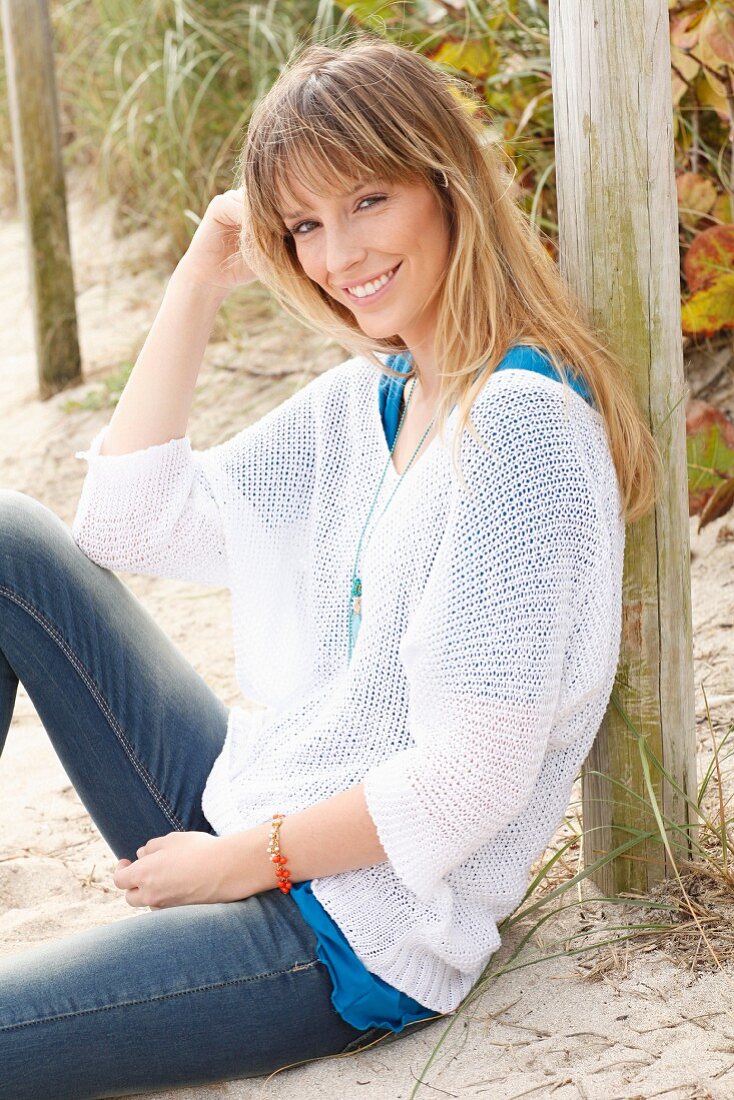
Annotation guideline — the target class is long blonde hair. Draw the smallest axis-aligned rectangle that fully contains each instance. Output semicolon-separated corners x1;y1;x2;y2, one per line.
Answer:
237;35;661;525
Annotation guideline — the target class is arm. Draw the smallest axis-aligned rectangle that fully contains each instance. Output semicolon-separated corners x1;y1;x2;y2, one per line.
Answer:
71;190;260;583
72;258;230;577
353;389;600;904
100;188;256;455
114;781;387;909
219;782;388;897
72;361;324;585
99;263;228;455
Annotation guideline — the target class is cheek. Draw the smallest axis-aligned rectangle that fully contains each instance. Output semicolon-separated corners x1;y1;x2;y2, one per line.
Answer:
294;244;325;283
427;224;451;274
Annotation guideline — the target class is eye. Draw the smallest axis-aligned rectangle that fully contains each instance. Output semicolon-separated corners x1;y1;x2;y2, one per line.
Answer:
356;194;387;211
290;218;319;236
286;192;387;237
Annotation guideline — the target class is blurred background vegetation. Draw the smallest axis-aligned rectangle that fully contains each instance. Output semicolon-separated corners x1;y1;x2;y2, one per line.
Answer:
0;0;732;391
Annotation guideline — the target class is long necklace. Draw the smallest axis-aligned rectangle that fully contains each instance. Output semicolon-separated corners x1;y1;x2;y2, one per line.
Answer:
348;374;436;661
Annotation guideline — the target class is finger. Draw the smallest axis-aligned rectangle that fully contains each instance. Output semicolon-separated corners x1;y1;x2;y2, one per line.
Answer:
125;889;146;909
113;862;138;890
219;191;246;224
138;834;170;856
137;836;162;862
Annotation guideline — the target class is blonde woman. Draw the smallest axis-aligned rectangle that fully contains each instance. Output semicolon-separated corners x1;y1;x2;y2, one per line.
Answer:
0;36;660;1098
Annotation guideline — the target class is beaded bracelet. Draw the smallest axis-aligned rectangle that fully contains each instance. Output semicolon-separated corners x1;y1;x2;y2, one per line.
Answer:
267;812;292;893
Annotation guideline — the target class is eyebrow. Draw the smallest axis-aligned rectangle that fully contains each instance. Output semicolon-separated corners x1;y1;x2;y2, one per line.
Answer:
281;180;372;221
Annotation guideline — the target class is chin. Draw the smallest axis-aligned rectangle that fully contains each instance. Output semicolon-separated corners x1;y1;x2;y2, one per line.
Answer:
354;314;400;336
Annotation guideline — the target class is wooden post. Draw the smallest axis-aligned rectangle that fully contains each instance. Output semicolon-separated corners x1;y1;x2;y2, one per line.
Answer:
548;1;697;894
1;0;81;398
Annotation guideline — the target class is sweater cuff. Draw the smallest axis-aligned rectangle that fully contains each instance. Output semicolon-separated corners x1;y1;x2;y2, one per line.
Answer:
74;426;190;478
363;749;443;905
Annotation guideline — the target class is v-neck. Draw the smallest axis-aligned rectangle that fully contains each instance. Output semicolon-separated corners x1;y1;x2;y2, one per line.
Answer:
388;412;441;477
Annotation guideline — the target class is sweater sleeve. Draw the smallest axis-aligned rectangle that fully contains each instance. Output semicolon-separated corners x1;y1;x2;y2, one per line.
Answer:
71;430;232;586
71;370;323;587
362;383;600;905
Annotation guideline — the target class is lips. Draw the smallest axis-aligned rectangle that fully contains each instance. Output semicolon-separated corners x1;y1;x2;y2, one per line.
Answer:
343;262;402;301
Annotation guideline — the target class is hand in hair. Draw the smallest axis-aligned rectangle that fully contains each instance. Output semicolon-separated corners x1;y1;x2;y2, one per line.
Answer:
178;187;259;295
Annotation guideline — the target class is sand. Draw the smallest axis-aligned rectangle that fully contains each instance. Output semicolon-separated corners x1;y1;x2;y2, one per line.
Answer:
2;171;734;1100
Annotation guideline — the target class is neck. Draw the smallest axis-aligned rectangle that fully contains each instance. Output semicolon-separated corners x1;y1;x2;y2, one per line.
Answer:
404;344;440;403
409;372;441;406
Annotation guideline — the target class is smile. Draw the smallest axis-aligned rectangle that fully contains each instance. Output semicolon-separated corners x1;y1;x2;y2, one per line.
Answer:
344;264;401;303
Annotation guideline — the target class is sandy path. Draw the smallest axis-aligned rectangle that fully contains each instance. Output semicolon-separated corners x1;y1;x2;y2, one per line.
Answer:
2;173;734;1100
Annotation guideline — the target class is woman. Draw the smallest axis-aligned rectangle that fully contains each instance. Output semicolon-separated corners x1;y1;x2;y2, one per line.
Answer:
0;35;660;1099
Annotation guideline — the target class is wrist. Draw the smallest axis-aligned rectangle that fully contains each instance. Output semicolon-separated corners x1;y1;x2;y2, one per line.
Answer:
220;822;275;900
171;259;231;309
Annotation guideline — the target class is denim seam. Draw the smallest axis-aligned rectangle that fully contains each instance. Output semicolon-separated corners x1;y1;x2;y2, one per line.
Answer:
0;959;322;1032
0;583;184;832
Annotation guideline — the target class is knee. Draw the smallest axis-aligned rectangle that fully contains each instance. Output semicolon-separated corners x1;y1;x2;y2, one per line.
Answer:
0;490;67;554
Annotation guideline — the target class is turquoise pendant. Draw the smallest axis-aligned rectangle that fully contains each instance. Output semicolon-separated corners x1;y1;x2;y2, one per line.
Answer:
349;575;362;658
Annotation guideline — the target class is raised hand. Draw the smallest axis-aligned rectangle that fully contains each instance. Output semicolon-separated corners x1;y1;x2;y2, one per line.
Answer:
177;187;258;295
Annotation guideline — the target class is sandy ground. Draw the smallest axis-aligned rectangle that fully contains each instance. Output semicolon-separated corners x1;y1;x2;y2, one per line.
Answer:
2;172;734;1100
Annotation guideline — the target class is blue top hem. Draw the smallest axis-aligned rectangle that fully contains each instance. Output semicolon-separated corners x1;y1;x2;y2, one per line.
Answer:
289;880;435;1031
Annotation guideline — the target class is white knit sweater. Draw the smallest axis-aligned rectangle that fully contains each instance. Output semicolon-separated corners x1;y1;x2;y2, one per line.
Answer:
72;352;625;1015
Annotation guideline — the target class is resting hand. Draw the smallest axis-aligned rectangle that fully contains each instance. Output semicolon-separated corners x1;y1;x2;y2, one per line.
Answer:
113;830;247;910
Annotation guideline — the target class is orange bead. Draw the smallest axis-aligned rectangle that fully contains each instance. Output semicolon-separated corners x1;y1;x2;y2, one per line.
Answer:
269;813;291;891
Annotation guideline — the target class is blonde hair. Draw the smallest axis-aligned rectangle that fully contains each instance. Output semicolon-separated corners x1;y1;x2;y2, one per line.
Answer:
237;35;661;525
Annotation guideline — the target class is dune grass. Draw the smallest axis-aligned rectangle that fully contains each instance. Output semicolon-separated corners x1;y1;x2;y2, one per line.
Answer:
1;0;342;248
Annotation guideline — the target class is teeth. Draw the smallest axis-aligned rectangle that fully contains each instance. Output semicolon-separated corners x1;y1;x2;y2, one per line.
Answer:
347;266;397;298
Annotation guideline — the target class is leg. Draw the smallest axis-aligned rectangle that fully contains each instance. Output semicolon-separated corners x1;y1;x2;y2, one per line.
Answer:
0;490;407;1093
0;488;228;856
0;887;392;1099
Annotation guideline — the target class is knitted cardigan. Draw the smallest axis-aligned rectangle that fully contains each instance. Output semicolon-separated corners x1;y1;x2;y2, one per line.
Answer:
72;345;625;1015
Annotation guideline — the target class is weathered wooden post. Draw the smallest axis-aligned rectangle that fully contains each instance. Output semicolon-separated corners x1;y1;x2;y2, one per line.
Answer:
1;0;81;398
548;0;697;894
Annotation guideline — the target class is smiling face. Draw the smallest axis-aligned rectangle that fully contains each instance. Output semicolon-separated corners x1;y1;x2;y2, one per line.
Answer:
277;173;452;355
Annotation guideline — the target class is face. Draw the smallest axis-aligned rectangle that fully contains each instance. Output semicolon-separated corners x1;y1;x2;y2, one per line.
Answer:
277;172;451;353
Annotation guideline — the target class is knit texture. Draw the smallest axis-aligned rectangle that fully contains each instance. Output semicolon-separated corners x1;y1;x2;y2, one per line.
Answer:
72;348;625;1015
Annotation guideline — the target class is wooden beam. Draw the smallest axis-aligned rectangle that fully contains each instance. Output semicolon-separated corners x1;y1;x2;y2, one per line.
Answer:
548;0;697;893
1;0;81;398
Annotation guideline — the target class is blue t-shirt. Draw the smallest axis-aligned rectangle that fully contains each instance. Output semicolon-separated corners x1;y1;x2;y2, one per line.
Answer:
289;344;594;1032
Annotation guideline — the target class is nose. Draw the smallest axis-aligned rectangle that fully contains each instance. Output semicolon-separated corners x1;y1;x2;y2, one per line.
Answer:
323;223;367;285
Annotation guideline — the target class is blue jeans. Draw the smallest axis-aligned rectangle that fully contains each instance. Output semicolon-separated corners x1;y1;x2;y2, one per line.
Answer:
0;491;434;1098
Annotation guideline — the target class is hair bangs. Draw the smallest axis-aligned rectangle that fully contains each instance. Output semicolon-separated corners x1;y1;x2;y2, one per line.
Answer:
268;127;409;230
